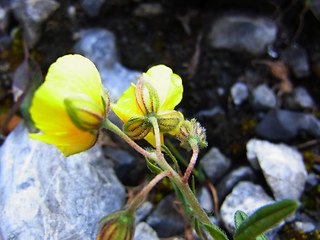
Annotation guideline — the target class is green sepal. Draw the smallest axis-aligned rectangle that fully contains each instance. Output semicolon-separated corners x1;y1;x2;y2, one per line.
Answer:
156;110;183;132
135;76;160;115
194;218;206;240
204;223;229;240
233;200;301;240
64;97;103;133
123;116;151;139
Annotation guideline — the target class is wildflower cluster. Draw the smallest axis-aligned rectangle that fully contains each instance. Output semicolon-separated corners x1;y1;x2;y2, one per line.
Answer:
29;54;300;240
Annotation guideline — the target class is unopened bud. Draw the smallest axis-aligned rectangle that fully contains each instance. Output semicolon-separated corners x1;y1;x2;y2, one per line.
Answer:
97;210;135;240
135;76;160;115
156;110;183;133
123;116;152;139
177;119;207;149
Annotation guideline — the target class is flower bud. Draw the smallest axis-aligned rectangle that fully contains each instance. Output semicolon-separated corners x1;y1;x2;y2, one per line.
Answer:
135;76;160;115
97;210;135;240
123;116;152;139
156;110;183;133
177;119;207;149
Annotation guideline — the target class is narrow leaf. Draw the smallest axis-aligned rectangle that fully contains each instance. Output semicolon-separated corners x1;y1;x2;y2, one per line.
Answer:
161;144;181;172
204;223;229;240
234;200;300;240
234;210;268;240
146;158;163;174
234;210;248;229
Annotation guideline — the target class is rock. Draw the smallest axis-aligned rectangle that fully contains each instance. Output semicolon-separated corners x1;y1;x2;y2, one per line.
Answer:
147;194;186;238
136;201;153;223
305;173;319;192
197;187;214;213
73;28;141;100
133;3;163;17
252;84;277;110
220;181;274;234
293;221;316;233
208;15;277;56
0;3;9;31
10;0;60;48
247;139;308;200
133;222;159;240
195;106;225;119
200;147;231;183
281;45;310;78
0;122;126;239
81;0;105;17
255;109;320;141
103;146;146;186
217;166;257;202
230;82;249;105
282;87;315;110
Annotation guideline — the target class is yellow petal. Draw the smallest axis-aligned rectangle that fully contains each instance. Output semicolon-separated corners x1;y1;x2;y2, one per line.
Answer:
144;65;183;111
45;54;103;106
29;54;104;156
30;130;97;156
144;131;164;148
111;84;143;123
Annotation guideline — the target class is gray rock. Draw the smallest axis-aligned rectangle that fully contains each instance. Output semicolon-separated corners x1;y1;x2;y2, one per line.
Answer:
74;28;118;70
281;45;310;78
282;87;315;110
220;181;274;234
208;15;277;56
0;122;126;240
104;146;145;185
230;82;249;105
73;28;141;100
133;222;159;240
197;187;214;213
294;221;316;233
256;109;320;141
200;147;231;183
147;194;186;238
81;0;105;17
0;3;9;31
133;3;163;17
136;201;153;223
217;166;256;202
247;139;308;200
195;106;225;119
252;84;277;110
10;0;60;48
305;173;319;191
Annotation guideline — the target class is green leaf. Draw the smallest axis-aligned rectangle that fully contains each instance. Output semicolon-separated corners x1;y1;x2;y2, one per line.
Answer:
234;210;249;229
234;210;268;240
234;200;300;240
204;223;229;240
161;144;180;172
145;157;163;174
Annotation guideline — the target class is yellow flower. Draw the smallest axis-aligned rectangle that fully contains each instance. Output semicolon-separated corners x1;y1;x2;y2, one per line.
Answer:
112;65;183;146
29;54;109;156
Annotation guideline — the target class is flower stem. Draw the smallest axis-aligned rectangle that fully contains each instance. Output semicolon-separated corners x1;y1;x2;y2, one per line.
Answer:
102;119;152;158
182;139;199;184
148;116;212;226
126;171;172;215
149;117;162;158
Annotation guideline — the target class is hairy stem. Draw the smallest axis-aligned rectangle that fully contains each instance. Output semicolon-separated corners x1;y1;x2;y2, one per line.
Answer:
127;171;172;215
182;139;199;184
102;119;152;158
